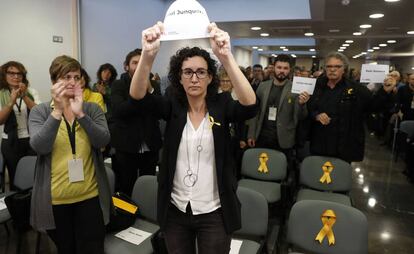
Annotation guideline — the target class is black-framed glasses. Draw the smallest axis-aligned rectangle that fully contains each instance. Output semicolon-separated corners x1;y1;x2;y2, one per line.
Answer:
181;68;209;79
6;71;23;78
325;65;344;70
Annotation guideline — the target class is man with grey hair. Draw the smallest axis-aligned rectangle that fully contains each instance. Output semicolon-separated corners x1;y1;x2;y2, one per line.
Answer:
307;52;394;162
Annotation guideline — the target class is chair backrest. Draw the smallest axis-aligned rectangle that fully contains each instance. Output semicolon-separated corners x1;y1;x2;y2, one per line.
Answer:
235;186;268;237
287;200;367;254
105;166;115;194
14;156;37;190
400;120;414;138
300;156;352;192
241;148;287;181
131;175;158;222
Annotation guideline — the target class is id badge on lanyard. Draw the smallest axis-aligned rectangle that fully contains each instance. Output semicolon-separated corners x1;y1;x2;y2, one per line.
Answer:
268;106;277;121
64;118;84;183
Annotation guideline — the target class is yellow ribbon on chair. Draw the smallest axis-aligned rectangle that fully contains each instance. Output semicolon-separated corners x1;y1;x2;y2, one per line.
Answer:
319;161;334;184
258;153;269;173
209;116;221;129
315;209;336;246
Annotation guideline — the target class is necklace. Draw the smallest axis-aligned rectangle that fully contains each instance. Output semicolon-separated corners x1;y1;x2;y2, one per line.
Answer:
183;115;206;187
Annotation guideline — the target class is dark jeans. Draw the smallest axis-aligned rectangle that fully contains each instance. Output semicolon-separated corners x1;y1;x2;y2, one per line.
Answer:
1;137;35;190
47;197;105;254
115;150;158;196
163;204;231;254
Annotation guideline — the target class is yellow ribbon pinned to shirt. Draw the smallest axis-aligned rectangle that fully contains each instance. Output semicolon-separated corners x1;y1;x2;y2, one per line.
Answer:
347;88;354;95
258;153;269;173
209;116;221;129
315;209;336;246
319;161;334;184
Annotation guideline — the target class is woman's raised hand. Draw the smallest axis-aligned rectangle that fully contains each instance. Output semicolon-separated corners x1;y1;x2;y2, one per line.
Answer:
142;21;164;57
208;23;232;59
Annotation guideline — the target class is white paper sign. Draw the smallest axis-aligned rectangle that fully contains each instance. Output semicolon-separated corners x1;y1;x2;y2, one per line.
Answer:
161;0;211;41
0;197;7;211
360;64;389;83
291;76;317;95
230;239;243;254
115;227;152;246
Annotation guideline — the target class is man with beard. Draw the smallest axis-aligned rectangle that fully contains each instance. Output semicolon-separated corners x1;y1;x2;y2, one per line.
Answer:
110;48;162;195
247;54;309;158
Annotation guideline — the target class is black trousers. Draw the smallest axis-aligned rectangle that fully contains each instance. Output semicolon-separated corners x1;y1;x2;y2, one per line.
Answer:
1;137;34;190
47;197;105;254
163;204;231;254
115;150;158;196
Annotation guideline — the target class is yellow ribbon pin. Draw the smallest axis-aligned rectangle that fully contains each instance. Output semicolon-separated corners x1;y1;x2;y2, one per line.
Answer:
288;97;292;104
347;88;354;95
209;116;221;129
315;209;336;246
258;153;269;173
319;161;334;184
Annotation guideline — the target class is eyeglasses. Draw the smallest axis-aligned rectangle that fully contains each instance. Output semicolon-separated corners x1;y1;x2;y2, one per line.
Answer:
62;74;81;82
181;68;209;79
325;65;344;70
6;71;23;78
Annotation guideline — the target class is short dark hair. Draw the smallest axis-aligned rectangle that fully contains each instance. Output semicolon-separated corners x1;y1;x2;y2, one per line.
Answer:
49;55;81;84
0;61;29;89
253;64;263;69
274;54;292;67
124;48;142;67
168;47;219;107
96;63;118;83
81;68;91;89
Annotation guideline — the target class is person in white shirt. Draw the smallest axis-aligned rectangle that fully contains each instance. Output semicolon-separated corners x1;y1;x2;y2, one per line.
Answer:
129;22;258;254
0;61;40;190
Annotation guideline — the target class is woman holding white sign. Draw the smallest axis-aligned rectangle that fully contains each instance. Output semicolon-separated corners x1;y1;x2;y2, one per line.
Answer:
129;22;257;253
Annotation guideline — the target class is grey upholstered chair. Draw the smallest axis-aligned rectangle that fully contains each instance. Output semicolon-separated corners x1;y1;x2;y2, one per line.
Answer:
238;148;287;204
296;156;352;206
105;175;159;254
287;200;368;254
232;186;269;254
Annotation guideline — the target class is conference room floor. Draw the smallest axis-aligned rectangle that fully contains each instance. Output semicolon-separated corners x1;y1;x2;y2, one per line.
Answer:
0;134;413;254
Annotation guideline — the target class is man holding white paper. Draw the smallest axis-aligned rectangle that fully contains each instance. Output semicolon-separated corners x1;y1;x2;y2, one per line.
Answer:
248;54;309;158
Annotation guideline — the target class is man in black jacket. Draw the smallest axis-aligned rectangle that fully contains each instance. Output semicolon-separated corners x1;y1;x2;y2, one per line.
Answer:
110;48;162;195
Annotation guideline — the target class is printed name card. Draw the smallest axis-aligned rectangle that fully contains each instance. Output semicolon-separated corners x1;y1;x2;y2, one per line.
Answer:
115;227;152;246
291;76;317;95
360;64;389;83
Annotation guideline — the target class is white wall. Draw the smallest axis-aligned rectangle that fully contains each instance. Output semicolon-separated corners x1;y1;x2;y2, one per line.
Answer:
233;47;252;68
80;0;166;81
0;0;77;101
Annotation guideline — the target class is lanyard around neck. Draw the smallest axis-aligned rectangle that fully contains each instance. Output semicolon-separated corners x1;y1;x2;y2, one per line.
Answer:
63;117;77;158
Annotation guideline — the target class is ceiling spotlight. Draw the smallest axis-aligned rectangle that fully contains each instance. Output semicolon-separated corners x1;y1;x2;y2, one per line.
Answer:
353;32;362;36
258;48;264;51
407;31;414;35
379;43;388;47
387;40;397;43
340;47;346;49
312;55;316;58
342;44;350;46
304;32;314;36
368;198;377;207
345;40;354;43
363;186;369;193
381;232;391;240
252;46;258;49
355;167;361;173
260;33;269;37
309;49;315;52
280;46;286;49
385;0;400;2
370;13;384;19
412;67;414;70
373;46;380;50
368;49;374;52
338;49;344;52
361;52;367;55
360;24;372;29
283;48;289;51
291;54;297;58
251;27;261;31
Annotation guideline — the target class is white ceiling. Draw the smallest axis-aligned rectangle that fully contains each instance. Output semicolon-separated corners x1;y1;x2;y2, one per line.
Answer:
216;0;414;60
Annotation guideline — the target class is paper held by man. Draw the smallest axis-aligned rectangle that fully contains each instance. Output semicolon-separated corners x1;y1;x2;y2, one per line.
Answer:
161;0;211;41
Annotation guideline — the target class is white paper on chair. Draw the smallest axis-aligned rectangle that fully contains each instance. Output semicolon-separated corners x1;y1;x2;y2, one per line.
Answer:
0;197;7;211
115;227;152;246
230;239;243;254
